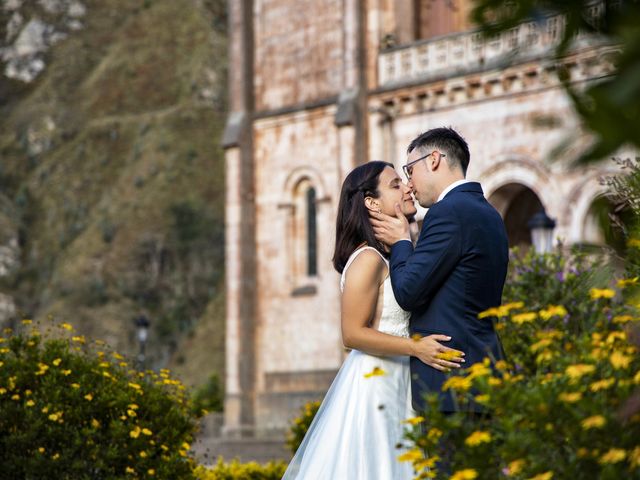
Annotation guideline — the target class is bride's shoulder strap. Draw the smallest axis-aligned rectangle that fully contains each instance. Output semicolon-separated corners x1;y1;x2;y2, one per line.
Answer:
340;246;388;292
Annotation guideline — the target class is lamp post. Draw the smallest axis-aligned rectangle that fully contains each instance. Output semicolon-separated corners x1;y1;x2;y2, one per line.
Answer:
134;315;150;369
528;209;556;254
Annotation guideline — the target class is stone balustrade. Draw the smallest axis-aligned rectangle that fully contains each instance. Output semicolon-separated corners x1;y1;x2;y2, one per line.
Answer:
378;2;609;87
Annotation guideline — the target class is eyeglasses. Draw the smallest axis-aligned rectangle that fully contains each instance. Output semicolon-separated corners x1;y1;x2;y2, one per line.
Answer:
402;152;446;180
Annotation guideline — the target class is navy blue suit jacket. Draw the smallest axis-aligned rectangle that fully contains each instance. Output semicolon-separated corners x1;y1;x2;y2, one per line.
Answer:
390;182;508;412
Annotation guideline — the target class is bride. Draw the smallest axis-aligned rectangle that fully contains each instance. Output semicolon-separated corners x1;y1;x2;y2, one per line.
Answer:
282;161;465;479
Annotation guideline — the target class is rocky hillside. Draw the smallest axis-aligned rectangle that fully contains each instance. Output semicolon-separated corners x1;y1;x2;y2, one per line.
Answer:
0;0;227;389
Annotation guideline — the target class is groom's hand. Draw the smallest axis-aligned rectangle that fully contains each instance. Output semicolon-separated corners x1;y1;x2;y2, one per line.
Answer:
369;203;411;246
410;334;466;371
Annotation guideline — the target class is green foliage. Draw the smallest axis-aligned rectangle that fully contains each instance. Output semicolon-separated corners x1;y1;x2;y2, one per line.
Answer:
190;373;224;417
403;249;640;479
0;321;199;479
193;458;286;480
470;0;640;163
286;400;321;454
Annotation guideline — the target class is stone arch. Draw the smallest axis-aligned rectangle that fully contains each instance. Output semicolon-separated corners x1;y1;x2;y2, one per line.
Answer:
479;158;558;249
566;172;623;247
283;166;328;201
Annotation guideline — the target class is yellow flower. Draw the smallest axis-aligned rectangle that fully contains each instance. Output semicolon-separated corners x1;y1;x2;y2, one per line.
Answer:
628;238;640;248
436;350;463;361
527;472;553;480
565;364;595;381
610;351;632;369
606;331;627;344
130;427;141;439
62;369;72;376
468;361;492;379
142;428;152;436
402;416;425;425
397;448;423;462
415;456;438;470
48;413;60;421
530;338;552;352
128;382;142;390
451;468;478;480
125;467;135;474
364;366;386;378
71;383;80;389
127;409;137;417
0;388;6;395
634;371;640;384
465;430;492;446
599;448;626;464
38;447;45;453
442;375;473;392
52;358;62;366
148;470;155;476
559;392;582;403
475;394;490;404
505;459;525;476
99;362;110;368
581;415;606;429
629;447;640;468
589;288;615;300
617;277;639;288
11;394;19;401
536;350;554;364
139;451;147;458
52;453;59;460
84;394;93;401
539;305;567;320
21;319;32;325
26;400;35;407
512;312;537;324
61;323;73;331
71;335;86;343
478;306;509;319
91;418;100;428
181;442;190;450
613;315;634;324
128;403;139;410
427;428;443;442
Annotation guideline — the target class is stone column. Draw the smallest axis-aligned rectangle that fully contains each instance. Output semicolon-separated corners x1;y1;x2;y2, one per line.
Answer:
221;0;256;438
336;0;367;182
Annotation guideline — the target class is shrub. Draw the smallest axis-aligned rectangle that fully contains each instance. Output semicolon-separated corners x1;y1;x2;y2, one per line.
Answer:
194;458;286;480
402;249;640;479
190;373;224;417
286;400;321;454
0;321;198;479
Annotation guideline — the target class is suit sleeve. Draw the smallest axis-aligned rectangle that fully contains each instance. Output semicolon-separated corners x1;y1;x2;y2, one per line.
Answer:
389;202;461;311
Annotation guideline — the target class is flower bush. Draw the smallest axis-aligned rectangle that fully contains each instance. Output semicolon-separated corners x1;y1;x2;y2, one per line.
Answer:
286;400;321;454
194;458;286;479
403;248;640;480
0;321;198;479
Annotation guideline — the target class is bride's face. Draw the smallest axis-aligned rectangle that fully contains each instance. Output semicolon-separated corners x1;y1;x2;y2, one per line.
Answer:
367;166;417;218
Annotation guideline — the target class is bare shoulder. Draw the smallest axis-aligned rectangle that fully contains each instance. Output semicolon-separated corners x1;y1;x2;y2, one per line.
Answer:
343;249;388;288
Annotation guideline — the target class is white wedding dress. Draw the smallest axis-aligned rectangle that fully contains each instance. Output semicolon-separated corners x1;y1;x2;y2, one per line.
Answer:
282;246;416;480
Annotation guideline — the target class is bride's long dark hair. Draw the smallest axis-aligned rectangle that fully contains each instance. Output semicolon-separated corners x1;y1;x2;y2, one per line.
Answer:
332;161;393;273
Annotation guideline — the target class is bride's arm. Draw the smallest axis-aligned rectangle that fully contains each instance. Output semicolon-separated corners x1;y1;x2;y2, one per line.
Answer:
341;250;465;371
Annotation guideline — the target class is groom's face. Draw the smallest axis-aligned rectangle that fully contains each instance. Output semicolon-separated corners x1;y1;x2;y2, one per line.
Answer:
406;149;437;208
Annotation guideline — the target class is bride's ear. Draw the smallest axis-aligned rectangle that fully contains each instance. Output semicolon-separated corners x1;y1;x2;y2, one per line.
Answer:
364;196;381;213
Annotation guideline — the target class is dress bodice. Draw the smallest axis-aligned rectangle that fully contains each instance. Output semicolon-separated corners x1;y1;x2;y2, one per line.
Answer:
340;247;410;338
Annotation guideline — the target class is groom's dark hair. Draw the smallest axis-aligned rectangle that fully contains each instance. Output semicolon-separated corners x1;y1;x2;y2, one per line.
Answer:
407;127;470;176
333;161;392;273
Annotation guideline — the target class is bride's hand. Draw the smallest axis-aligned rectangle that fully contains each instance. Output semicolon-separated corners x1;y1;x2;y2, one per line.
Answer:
410;334;465;371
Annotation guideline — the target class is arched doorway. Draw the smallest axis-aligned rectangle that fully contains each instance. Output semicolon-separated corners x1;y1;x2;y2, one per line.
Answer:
488;183;545;249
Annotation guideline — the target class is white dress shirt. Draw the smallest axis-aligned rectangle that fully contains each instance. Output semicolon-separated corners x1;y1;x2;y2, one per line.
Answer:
437;179;471;203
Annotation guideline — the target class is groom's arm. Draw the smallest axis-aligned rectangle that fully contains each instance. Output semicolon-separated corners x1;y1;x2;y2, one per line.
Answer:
390;202;461;311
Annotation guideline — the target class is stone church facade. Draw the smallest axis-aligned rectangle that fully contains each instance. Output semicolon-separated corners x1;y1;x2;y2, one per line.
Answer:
221;0;627;438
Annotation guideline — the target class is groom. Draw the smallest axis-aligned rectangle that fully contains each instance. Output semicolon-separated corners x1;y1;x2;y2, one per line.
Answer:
371;127;508;413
